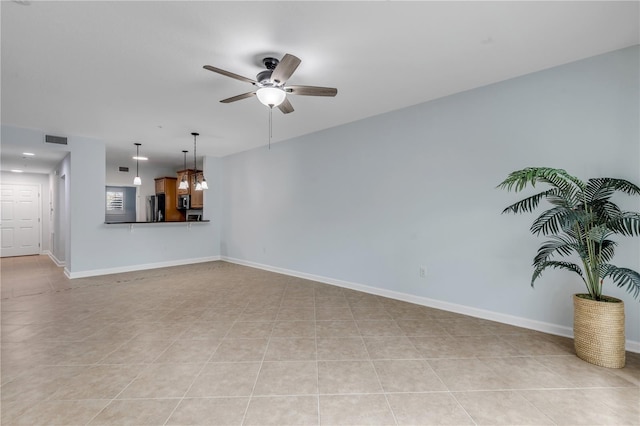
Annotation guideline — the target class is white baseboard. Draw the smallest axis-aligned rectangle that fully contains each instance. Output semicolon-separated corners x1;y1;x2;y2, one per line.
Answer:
44;251;66;267
221;256;640;353
66;256;222;279
628;340;640;353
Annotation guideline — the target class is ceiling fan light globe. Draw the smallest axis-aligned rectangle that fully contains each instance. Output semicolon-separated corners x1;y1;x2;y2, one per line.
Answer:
256;87;286;107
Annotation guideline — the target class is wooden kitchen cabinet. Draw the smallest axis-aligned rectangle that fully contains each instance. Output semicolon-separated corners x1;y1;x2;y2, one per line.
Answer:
155;178;166;194
192;171;204;209
175;169;204;209
154;177;184;221
176;170;190;195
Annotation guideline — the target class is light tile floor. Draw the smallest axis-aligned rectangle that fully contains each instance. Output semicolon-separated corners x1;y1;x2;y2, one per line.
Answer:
1;255;638;425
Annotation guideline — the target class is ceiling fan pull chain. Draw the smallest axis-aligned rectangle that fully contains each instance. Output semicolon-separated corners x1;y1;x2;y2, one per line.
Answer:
269;106;273;150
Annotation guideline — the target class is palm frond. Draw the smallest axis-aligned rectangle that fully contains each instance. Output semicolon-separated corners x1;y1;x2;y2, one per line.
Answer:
606;212;640;236
533;236;579;266
587;177;640;198
497;167;584;195
530;206;577;236
594;239;617;263
538;177;583;205
591;201;622;222
586;224;612;243
531;260;584;287
546;194;574;208
584;178;616;204
501;189;557;214
601;264;640;299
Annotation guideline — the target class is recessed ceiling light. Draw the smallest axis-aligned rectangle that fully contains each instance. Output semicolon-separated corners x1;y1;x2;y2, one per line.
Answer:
11;169;24;173
22;152;35;156
132;156;148;161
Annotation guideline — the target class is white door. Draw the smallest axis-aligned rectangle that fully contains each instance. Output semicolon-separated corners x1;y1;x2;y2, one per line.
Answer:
1;184;41;257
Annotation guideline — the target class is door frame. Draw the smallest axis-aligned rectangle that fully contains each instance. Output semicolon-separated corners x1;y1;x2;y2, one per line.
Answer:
0;182;42;257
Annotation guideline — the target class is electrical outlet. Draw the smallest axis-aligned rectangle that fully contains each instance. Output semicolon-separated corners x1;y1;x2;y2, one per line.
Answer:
419;266;426;278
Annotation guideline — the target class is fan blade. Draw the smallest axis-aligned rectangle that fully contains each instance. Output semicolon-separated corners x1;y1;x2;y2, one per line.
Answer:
287;85;337;97
220;92;256;103
277;97;294;114
204;65;257;84
270;54;301;84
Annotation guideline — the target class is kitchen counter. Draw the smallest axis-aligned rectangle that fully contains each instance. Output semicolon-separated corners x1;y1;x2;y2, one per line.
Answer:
104;220;209;224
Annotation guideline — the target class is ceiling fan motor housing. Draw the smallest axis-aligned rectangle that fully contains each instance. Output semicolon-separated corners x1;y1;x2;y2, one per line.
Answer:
256;57;280;84
262;57;279;70
256;70;273;84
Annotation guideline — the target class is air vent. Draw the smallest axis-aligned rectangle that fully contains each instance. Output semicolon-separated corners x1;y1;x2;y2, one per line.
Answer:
118;166;129;172
44;134;68;145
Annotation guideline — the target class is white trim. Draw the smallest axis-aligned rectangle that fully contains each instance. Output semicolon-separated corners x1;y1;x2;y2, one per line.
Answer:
221;256;640;353
66;255;221;279
37;183;42;254
628;340;640;353
43;250;65;267
0;182;42;257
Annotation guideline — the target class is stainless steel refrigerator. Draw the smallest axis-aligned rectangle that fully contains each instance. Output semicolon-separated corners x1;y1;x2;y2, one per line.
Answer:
146;194;166;222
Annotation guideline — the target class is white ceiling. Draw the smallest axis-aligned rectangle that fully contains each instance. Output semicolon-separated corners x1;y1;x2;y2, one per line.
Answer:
2;1;638;173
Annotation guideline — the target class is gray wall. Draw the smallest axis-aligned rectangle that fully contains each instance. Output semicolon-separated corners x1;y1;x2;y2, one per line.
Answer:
52;154;70;265
220;46;640;344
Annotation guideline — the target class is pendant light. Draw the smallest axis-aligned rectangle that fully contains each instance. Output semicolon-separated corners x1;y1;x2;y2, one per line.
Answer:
192;132;207;191
178;150;189;190
133;143;142;186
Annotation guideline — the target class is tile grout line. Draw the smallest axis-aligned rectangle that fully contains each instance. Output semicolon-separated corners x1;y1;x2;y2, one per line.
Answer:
352;305;399;426
314;287;320;426
82;362;151;426
86;313;195;416
447;390;480;426
161;300;247;426
372;310;401;426
238;292;280;426
511;389;560;426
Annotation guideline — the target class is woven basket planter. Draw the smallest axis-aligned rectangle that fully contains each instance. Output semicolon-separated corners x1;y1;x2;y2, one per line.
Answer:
573;294;625;368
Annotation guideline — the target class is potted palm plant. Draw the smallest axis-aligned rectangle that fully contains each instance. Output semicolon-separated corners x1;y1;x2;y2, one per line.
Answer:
498;167;640;368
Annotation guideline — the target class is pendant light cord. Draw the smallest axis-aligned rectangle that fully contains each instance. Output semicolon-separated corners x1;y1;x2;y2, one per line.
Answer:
193;134;197;186
190;132;206;190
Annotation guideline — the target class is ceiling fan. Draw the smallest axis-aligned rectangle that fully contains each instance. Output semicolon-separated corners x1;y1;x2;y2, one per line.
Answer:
203;54;337;114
